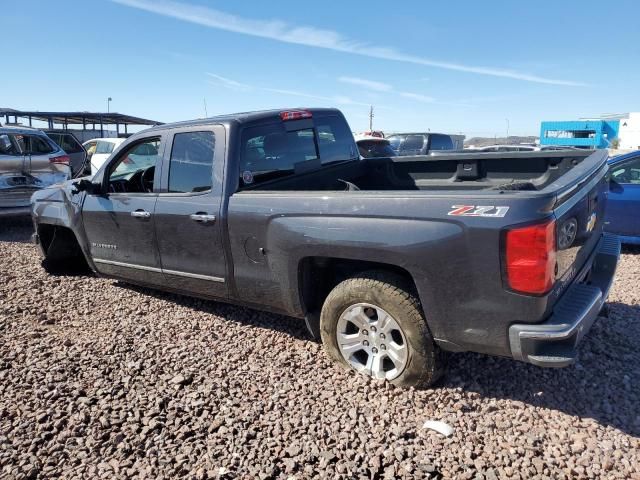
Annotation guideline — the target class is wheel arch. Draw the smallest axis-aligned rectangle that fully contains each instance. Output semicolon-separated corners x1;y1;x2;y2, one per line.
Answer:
298;256;423;338
36;223;90;272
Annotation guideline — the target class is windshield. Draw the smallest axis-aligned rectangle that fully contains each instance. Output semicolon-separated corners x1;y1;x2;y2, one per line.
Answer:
96;141;116;155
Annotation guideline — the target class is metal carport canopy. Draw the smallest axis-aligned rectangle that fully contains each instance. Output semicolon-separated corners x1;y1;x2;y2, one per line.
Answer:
0;108;162;127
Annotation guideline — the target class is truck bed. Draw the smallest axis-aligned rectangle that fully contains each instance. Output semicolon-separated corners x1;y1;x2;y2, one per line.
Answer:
244;150;596;193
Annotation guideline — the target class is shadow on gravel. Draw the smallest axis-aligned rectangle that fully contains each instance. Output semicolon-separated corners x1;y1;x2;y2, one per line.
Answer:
114;282;314;341
116;280;640;436
622;244;640;255
0;217;33;243
444;301;640;438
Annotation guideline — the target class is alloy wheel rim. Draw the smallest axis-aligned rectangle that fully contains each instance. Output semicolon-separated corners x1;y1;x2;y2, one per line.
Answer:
336;303;408;381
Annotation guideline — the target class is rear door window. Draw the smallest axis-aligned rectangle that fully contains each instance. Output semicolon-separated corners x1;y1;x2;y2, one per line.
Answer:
168;131;216;193
428;134;454;151
22;135;55;155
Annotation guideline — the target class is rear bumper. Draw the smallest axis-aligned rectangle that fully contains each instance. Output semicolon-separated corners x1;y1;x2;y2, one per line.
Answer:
508;234;620;367
616;234;640;246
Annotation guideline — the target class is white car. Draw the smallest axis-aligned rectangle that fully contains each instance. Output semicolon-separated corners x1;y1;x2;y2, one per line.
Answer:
82;138;125;174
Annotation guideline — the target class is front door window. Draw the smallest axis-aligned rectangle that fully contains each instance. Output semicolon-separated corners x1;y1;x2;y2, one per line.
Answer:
107;138;160;193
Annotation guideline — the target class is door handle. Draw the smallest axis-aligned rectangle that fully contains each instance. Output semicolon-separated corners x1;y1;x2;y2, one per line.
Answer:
131;209;151;218
189;213;216;223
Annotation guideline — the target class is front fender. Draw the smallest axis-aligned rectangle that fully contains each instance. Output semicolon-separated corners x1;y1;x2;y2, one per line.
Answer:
31;181;94;269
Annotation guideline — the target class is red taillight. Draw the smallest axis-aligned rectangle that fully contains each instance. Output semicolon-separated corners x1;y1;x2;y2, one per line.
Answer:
49;154;70;165
280;110;312;121
505;220;556;295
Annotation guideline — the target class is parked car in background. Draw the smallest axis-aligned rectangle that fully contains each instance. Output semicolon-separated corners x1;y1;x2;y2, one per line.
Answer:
0;126;70;216
45;130;87;177
465;145;583;153
387;132;464;156
83;138;125;174
472;144;537;152
606;150;640;244
355;136;396;158
539;145;582;151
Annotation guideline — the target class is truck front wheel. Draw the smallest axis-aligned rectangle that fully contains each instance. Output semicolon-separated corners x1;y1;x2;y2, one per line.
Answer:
320;271;446;388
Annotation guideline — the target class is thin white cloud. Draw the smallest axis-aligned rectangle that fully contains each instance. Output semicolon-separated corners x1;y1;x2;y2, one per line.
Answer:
263;87;369;106
112;0;586;86
206;73;251;91
399;92;436;103
339;75;437;104
207;74;371;107
338;76;392;92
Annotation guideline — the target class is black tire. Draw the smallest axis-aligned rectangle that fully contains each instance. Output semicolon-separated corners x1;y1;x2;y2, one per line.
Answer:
320;270;446;388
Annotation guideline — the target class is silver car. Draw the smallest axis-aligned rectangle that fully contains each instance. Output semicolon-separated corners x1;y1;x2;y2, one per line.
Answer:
0;126;71;216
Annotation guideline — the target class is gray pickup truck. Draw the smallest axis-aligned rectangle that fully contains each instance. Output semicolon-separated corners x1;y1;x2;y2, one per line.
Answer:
31;108;620;387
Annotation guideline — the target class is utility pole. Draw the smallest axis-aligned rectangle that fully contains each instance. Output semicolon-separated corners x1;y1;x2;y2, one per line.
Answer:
369;105;374;131
505;118;510;141
107;97;112;113
203;98;208;118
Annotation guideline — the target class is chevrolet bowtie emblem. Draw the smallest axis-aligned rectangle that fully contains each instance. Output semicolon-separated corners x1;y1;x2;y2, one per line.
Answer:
586;212;597;232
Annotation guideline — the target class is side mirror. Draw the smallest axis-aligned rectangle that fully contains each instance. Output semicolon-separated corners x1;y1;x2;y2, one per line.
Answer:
72;178;102;195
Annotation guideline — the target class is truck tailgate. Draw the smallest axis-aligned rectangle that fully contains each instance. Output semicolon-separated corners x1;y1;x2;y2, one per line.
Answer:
548;151;610;303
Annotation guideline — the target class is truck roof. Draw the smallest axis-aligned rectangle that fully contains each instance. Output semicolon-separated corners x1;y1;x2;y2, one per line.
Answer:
145;107;342;132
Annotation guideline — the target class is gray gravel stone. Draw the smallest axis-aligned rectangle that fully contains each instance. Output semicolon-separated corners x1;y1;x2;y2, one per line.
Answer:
0;218;639;479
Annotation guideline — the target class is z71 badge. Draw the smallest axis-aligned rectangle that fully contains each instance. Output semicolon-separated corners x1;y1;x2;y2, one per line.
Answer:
447;205;509;218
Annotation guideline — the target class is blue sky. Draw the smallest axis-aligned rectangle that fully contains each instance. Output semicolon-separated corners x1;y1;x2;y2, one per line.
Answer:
3;0;640;137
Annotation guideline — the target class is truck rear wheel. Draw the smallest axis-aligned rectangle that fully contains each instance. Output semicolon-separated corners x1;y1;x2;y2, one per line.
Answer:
320;271;446;388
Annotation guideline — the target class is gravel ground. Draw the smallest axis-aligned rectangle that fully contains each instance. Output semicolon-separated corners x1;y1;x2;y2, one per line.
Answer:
1;217;639;479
